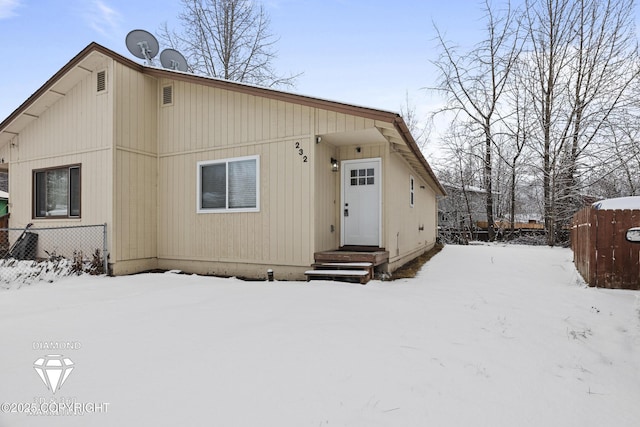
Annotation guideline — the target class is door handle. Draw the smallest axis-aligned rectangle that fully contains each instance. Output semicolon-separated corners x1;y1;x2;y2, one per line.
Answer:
344;208;349;217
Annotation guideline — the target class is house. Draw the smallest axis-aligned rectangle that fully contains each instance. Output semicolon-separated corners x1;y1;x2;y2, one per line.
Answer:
438;184;488;230
0;42;445;280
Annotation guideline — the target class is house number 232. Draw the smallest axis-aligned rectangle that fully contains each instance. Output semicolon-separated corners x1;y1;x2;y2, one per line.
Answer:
295;141;308;162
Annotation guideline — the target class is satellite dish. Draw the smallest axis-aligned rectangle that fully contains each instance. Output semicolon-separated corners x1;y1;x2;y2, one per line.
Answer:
160;48;188;72
126;29;159;64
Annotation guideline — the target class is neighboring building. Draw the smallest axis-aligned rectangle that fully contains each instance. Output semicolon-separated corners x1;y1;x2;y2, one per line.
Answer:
0;190;7;216
0;171;7;193
438;184;544;242
0;43;445;280
438;183;488;231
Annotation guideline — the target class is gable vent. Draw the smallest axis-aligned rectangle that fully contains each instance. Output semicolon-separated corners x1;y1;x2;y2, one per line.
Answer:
96;70;106;92
162;85;173;105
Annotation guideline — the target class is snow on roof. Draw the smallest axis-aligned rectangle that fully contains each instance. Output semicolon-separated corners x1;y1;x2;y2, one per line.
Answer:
441;183;487;193
592;196;640;210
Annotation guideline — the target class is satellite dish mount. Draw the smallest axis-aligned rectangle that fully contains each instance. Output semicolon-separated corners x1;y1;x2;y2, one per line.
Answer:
126;29;159;66
160;48;188;72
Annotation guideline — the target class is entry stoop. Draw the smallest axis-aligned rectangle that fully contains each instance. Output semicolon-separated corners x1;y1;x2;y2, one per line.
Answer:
306;249;389;284
313;250;389;266
305;262;374;284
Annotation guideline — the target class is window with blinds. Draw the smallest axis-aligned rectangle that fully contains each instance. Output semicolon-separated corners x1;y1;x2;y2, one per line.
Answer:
197;156;259;213
33;164;81;218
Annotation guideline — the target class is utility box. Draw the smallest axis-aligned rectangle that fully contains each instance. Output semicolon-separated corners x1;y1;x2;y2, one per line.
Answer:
12;232;38;260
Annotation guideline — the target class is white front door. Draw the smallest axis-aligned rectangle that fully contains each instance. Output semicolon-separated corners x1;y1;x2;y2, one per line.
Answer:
341;158;381;247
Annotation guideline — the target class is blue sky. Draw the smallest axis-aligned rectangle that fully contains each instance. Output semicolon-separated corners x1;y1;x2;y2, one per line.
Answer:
0;0;489;126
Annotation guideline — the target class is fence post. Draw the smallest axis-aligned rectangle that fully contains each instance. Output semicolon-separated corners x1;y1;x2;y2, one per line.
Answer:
103;223;109;275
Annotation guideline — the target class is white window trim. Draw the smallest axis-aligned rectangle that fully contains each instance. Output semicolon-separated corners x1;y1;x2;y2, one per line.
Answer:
197;155;260;213
33;164;81;219
410;175;415;208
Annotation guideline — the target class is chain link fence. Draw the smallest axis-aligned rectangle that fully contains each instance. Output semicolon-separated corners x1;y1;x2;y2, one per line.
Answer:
0;223;108;288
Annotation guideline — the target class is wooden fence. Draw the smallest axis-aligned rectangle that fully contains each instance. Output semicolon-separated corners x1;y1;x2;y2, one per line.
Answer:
571;207;640;289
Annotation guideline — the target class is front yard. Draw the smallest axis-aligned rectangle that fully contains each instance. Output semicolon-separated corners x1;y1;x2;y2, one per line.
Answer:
0;244;638;426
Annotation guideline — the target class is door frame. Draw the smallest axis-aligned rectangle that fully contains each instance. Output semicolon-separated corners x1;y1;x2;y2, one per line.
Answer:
340;157;382;247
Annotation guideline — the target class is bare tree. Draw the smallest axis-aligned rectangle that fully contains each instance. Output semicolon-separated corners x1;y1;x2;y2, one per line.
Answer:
587;111;640;197
400;92;431;151
437;121;488;242
524;0;579;245
158;0;299;88
524;0;639;245
432;0;523;241
609;114;640;196
499;57;534;235
557;0;639;228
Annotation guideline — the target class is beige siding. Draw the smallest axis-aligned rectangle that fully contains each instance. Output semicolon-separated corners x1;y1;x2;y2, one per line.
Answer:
337;143;386;161
385;148;438;270
337;143;387;247
158;82;312;154
10;152;111;226
157;80;315;271
2;50;442;278
115;64;158;154
315;110;376;135
0;141;10;166
319;121;438;271
12;74;112;162
313;110;392;252
314;142;338;251
114;150;157;263
113;63;158;265
158;140;313;268
7;66;113;230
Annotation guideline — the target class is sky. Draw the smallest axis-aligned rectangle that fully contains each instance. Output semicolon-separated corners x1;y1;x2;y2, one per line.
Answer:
0;0;491;147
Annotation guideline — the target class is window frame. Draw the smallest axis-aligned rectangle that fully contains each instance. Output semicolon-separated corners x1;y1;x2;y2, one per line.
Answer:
32;164;81;219
410;175;415;208
197;155;260;213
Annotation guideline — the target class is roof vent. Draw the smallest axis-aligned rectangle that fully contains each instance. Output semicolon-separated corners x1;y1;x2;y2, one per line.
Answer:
96;70;106;92
162;84;173;106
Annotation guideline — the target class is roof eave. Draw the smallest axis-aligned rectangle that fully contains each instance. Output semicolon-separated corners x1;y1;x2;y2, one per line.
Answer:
0;42;445;197
142;66;401;123
393;118;446;196
0;43;142;134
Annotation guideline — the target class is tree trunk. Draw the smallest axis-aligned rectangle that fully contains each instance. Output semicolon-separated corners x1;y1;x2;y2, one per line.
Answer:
510;159;516;235
484;125;495;241
543;95;554;246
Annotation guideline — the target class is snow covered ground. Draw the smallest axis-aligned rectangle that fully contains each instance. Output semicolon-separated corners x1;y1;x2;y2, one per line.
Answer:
0;244;639;426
